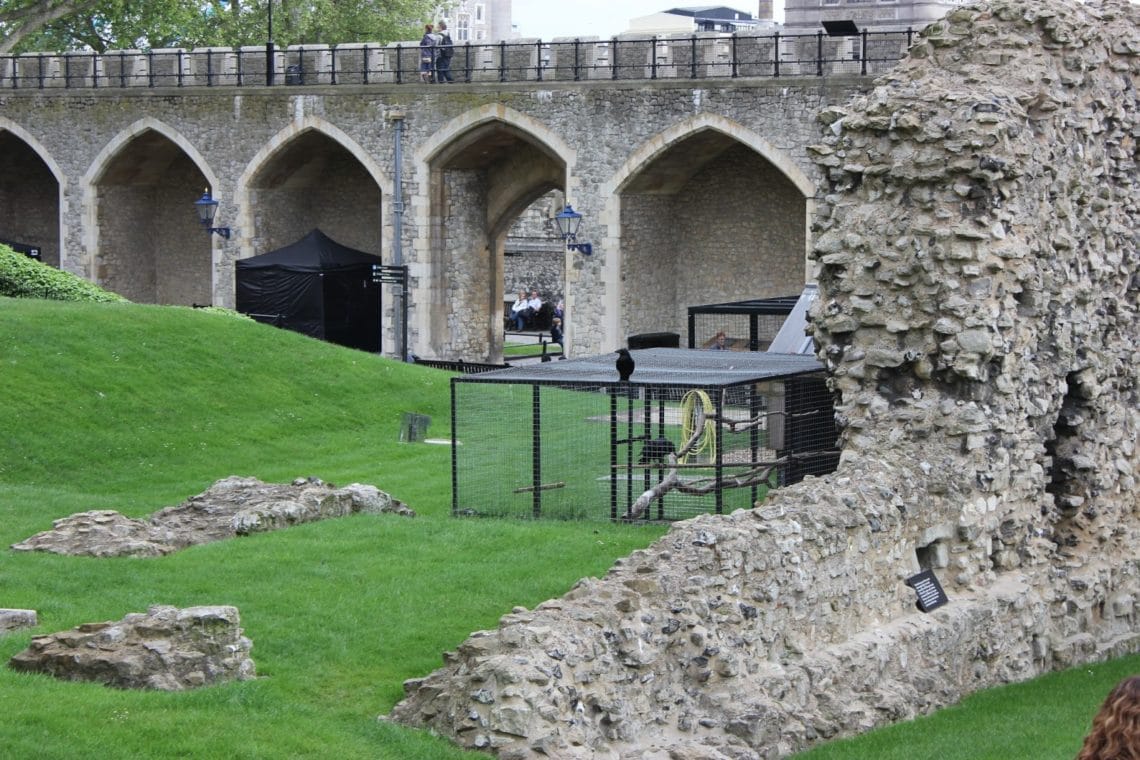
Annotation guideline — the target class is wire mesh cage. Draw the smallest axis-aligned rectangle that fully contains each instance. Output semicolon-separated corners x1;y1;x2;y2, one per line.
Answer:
687;294;800;351
450;349;839;522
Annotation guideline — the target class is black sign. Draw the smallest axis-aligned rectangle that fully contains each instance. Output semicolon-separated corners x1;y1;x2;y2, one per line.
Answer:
370;263;407;286
905;569;949;613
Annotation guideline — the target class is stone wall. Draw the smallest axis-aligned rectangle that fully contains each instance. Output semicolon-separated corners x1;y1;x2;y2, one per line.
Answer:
9;605;255;691
0;76;857;359
505;193;564;305
386;1;1139;757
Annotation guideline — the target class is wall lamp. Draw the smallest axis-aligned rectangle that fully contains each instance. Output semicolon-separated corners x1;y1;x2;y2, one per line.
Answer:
554;204;592;255
193;189;232;239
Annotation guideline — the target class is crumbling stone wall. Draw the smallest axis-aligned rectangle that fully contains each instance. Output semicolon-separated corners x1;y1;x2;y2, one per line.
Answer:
386;1;1138;757
9;605;254;691
10;476;413;558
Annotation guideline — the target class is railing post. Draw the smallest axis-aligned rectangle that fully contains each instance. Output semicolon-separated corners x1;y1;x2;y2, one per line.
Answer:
816;31;823;77
611;37;618;80
206;49;213;86
266;42;274;85
36;53;44;89
177;49;184;86
651;35;657;80
119;51;126;87
395;43;402;84
499;40;506;82
731;33;738;78
363;45;369;84
690;35;697;79
330;45;337;84
773;30;780;77
573;39;580;82
148;50;154;87
237;50;243;86
861;28;868;75
91;51;98;88
535;40;542;82
64;53;70;88
463;42;471;83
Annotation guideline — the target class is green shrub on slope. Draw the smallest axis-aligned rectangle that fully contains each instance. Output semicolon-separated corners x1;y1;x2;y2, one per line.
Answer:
0;245;127;302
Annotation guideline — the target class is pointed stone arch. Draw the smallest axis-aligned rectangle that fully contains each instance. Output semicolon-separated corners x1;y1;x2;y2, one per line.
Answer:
82;117;220;303
600;113;817;348
412;105;576;361
604;113;815;199
235;116;394;254
0;116;67;271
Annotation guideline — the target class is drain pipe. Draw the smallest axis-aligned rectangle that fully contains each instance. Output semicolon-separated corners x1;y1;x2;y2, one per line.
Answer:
388;111;409;362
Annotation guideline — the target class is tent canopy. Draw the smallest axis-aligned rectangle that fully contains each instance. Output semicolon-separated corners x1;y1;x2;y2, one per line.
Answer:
236;229;382;352
236;228;381;273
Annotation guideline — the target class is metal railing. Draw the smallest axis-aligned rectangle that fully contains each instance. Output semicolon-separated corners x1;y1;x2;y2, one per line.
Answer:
0;30;914;90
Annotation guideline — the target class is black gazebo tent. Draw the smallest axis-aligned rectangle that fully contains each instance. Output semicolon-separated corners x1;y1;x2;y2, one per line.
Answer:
236;229;382;352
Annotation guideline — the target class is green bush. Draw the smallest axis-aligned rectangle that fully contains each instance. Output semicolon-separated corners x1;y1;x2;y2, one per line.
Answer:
0;245;128;302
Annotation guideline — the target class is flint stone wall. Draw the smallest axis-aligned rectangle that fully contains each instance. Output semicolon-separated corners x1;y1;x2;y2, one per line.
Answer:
387;1;1139;757
8;605;254;691
10;476;414;558
0;609;37;633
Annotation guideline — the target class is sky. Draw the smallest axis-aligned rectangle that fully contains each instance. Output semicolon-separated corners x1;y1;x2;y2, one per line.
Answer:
510;1;783;41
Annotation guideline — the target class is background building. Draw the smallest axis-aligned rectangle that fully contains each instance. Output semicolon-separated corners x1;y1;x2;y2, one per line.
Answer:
628;6;765;35
783;0;967;33
439;0;515;43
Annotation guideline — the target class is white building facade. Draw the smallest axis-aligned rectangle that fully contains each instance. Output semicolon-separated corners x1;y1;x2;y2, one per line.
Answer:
439;0;515;43
783;0;968;32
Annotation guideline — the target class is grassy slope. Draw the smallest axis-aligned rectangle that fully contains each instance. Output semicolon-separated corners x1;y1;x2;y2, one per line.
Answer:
0;298;1131;758
0;298;665;759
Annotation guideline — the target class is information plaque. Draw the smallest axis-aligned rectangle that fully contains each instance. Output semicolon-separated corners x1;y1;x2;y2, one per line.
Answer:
905;569;949;613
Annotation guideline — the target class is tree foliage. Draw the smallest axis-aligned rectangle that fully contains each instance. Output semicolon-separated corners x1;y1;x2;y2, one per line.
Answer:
0;0;450;54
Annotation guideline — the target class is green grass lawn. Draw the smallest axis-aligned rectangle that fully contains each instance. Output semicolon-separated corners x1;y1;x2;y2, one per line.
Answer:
0;297;1128;758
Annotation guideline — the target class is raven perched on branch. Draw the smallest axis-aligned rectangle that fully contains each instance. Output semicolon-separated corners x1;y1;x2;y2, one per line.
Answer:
638;437;676;464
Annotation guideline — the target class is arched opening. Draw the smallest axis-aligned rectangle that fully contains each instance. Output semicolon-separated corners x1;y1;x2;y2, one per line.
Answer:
0;130;61;268
425;120;566;362
616;127;809;342
245;129;381;256
91;129;211;304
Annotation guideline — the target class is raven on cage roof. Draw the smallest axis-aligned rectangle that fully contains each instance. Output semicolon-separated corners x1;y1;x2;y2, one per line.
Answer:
615;349;635;382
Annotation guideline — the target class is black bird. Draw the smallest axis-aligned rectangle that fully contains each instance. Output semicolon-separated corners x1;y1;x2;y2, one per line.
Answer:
638;437;676;464
615;348;635;382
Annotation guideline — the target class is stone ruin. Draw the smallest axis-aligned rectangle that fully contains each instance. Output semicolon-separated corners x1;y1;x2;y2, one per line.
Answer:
10;476;414;558
0;609;37;634
385;1;1139;757
9;605;255;691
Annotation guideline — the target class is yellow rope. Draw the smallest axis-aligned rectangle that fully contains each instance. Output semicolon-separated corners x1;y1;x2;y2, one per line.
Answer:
679;390;716;464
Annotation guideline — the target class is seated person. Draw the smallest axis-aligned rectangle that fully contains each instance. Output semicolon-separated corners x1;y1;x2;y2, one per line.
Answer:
525;290;543;324
509;290;528;330
709;330;728;350
514;289;543;330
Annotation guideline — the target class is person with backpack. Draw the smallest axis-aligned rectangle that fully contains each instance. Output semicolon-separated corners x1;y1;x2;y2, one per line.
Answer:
435;21;455;83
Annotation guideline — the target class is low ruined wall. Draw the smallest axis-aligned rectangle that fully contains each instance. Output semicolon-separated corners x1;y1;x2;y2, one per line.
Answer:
387;1;1140;757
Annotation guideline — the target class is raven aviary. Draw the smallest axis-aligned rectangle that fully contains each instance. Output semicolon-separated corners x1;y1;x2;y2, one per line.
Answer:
616;349;635;382
638;437;676;464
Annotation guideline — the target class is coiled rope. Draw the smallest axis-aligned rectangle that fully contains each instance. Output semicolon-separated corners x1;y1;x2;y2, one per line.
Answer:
679;389;716;463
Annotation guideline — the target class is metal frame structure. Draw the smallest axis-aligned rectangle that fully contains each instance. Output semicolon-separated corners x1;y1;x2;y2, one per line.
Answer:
450;348;838;521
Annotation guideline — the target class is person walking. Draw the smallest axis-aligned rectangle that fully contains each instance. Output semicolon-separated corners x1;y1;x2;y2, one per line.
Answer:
435;21;455;83
419;24;438;83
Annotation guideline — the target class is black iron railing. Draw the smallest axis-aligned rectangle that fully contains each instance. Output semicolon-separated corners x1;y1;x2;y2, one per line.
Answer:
0;30;914;90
